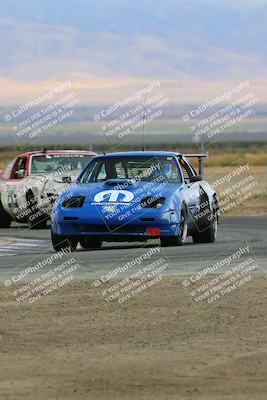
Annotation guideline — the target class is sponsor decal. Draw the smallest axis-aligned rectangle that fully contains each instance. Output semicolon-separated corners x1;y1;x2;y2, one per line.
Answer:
93;190;134;204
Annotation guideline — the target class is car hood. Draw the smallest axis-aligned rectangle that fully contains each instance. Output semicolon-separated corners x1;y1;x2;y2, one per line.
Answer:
29;169;81;194
60;180;183;204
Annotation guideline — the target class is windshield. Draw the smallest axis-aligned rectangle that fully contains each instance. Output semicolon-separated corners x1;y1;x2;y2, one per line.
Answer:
79;156;182;184
30;154;93;175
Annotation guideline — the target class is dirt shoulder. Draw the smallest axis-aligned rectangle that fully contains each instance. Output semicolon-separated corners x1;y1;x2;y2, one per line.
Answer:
0;276;266;400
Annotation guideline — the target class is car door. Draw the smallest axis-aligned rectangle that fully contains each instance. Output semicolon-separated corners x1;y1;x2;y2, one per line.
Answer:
1;156;28;215
0;158;17;213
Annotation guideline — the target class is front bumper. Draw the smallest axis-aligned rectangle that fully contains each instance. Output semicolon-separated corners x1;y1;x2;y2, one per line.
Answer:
51;203;181;239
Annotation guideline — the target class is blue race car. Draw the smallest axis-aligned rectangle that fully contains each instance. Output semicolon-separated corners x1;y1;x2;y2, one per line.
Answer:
51;151;219;251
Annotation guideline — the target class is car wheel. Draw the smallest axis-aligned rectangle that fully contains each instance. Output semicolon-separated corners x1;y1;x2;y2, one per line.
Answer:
27;214;47;229
160;204;188;247
26;191;47;229
0;200;12;228
80;237;103;250
51;232;78;252
192;200;218;244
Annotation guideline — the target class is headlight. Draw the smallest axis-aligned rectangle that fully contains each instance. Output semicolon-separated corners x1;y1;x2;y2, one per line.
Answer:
140;196;166;208
62;196;85;208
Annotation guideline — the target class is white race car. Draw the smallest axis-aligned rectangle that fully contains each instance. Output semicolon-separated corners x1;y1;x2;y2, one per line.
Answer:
0;149;97;229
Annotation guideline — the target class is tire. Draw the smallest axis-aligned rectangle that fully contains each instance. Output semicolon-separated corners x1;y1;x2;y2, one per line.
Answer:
80;237;103;250
27;214;47;229
192;200;218;244
51;232;78;252
160;204;188;247
0;200;12;228
26;191;47;229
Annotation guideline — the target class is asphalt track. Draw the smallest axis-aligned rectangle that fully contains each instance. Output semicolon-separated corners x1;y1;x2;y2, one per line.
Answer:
0;216;266;283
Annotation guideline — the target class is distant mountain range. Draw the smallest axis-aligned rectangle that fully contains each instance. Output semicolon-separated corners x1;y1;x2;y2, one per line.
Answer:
0;0;267;105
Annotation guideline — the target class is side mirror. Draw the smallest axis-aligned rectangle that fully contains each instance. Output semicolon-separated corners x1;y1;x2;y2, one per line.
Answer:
190;175;202;183
15;169;26;179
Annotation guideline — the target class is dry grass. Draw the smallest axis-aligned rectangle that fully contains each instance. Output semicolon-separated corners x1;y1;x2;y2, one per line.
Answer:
206;152;267;167
0;277;267;400
0;150;21;169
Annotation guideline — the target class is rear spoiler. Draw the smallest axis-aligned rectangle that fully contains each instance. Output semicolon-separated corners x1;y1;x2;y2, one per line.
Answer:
178;153;208;176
